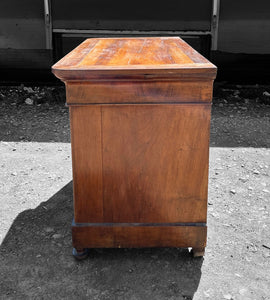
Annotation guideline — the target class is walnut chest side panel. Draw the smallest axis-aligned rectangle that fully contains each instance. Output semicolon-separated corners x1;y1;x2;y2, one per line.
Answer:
70;104;211;224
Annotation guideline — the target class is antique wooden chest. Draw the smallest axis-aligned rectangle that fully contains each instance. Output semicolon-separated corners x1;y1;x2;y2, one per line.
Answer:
52;37;217;258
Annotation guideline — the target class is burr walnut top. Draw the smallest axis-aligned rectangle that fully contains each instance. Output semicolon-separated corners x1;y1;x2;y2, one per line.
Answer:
52;37;217;81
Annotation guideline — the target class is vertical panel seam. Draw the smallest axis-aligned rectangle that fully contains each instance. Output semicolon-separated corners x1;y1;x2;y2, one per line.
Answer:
100;106;105;222
69;107;77;222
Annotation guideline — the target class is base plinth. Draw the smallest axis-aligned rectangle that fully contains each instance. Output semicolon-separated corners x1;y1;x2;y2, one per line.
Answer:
72;221;207;251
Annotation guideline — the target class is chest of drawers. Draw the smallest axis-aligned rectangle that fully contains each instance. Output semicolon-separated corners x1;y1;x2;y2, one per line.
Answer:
52;37;216;258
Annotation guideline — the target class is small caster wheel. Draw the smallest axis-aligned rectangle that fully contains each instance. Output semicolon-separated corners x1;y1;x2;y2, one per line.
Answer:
72;248;90;260
192;247;205;257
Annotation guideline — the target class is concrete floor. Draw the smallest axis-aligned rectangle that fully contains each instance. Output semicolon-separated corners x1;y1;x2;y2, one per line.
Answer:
0;84;269;299
0;143;269;300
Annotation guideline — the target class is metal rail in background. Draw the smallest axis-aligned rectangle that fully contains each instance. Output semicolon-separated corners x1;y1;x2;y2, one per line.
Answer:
44;0;52;49
50;1;217;52
53;29;212;37
211;0;220;50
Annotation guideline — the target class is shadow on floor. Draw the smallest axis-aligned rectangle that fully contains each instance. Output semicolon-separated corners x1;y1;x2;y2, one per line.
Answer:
0;182;203;300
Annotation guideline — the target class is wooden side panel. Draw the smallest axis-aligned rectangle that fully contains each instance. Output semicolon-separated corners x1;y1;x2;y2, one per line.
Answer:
102;104;211;223
66;80;213;104
72;224;207;249
70;106;103;222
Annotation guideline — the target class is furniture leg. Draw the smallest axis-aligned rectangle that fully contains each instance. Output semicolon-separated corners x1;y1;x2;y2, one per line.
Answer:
192;247;205;257
72;247;90;260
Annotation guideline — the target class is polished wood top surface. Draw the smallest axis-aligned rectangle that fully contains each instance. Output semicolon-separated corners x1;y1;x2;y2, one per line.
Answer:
52;37;217;81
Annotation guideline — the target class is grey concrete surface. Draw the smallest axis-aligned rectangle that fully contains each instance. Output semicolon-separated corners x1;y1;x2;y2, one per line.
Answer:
0;143;269;299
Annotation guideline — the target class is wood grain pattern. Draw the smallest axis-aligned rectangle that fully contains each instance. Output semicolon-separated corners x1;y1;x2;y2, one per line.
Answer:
52;37;217;81
70;104;210;224
66;80;214;104
72;224;207;249
70;106;104;222
101;104;210;223
76;38;193;66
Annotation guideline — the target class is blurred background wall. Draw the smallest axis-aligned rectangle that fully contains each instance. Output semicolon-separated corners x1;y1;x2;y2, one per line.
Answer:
0;0;269;82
